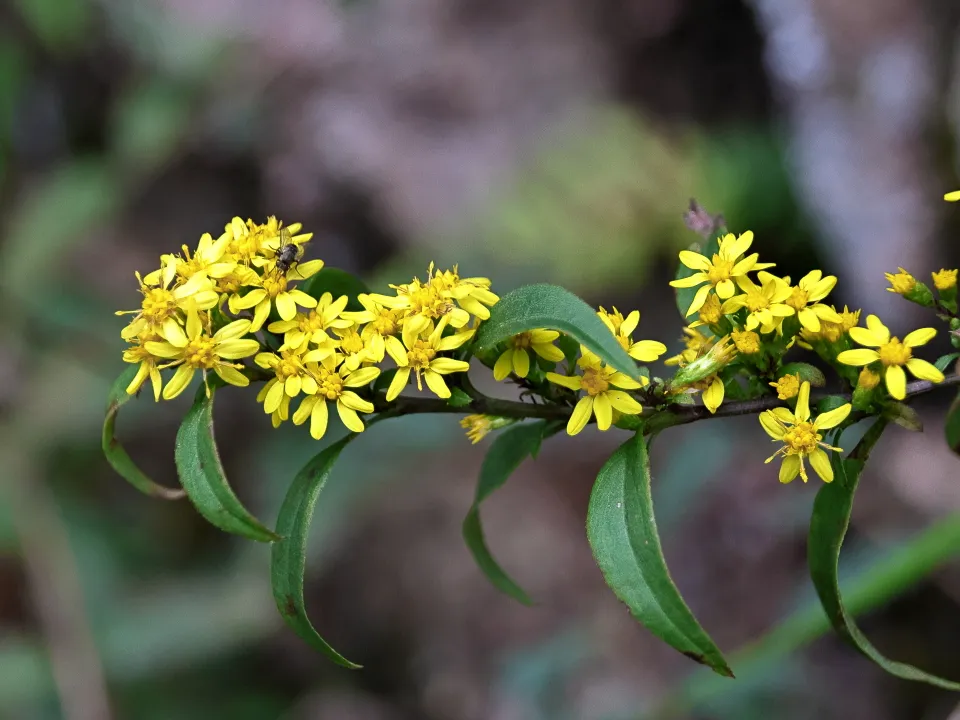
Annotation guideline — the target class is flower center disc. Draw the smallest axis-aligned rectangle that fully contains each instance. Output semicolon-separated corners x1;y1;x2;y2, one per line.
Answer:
580;368;610;396
783;422;820;455
878;338;911;366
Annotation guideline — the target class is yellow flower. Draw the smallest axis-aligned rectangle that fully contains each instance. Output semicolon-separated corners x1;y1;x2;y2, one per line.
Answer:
885;267;916;295
429;264;500;321
459;415;517;444
944;191;960;202
720;272;794;333
254;346;332;412
256;220;313;267
122;335;164;400
341;293;405;362
597;307;667;362
493;329;565;381
228;258;324;331
731;328;760;354
836;315;944;399
292;355;380;440
332;326;381;372
857;368;881;390
117;271;218;340
784;270;841;332
545;350;644;435
770;373;800;400
932;268;958;291
145;312;260;399
385;319;473;401
759;381;851;483
669;231;775;316
807;305;860;343
267;293;353;350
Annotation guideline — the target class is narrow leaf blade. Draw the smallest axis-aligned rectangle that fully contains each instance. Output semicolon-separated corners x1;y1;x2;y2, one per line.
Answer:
475;284;639;379
946;391;960;457
174;387;279;542
102;365;184;500
463;421;549;605
587;431;733;676
809;421;960;689
271;435;360;668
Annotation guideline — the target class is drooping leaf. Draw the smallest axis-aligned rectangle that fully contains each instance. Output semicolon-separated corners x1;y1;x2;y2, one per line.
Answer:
673;230;723;320
102;365;184;500
475;284;638;379
587;430;733;676
174;387;279;542
271;435;361;668
300;267;370;312
809;419;960;689
946;391;960;456
462;421;550;605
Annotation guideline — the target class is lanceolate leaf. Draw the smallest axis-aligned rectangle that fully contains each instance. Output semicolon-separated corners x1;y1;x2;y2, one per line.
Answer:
475;284;639;379
946;391;960;457
809;419;960;689
271;435;360;668
673;230;723;320
174;387;279;542
587;430;733;676
462;421;552;605
300;267;370;312
103;365;184;500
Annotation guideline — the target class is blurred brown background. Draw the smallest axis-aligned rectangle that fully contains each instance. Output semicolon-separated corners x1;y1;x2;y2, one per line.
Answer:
2;0;960;718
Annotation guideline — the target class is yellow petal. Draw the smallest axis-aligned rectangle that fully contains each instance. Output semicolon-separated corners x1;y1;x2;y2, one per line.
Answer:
903;327;936;348
905;358;944;383
339;390;374;413
310;399;329;440
567;396;593;436
884;365;906;400
809;449;833;483
232;288;267;310
715;278;735;299
795;381;810;422
162;365;195;400
678;250;711;271
385;336;408;366
384;367;408;401
345;367;380;387
759;411;786;439
546;372;582;391
628;340;666;362
217;339;260;359
513;348;530;378
815;403;851;430
702;377;724;413
532;343;565;362
424;369;450;398
336;401;365;433
293;395;316;425
606;390;642;415
493;349;513;381
685;284;712;317
779;455;801;484
214;364;249;387
669;273;708;289
285;375;302;397
275;293;297;321
864;315;890;343
429;358;470;374
593;393;613;431
798;308;820;333
265;380;285;413
836;349;881;366
621;311;640;337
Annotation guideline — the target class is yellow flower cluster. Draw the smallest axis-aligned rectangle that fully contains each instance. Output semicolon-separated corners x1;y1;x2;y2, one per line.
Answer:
118;219;502;442
118;217;317;401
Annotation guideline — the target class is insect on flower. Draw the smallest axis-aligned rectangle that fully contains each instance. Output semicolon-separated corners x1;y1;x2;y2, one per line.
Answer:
273;227;306;279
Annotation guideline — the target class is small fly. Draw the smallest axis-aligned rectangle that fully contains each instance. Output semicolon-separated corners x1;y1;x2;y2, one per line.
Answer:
272;227;305;278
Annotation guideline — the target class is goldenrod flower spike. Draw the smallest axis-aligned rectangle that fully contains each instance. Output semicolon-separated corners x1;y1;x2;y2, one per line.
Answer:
545;349;644;435
759;381;851;484
493;329;564;381
836;315;944;399
668;231;775;316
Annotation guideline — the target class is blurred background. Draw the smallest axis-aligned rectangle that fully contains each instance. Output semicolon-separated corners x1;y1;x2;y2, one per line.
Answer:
2;0;960;718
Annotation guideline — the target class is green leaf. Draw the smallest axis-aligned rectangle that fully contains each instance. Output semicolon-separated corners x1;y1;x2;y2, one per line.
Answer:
462;421;550;605
673;230;723;319
102;366;184;500
946;391;960;456
587;430;733;676
300;267;370;311
817;395;850;415
935;352;960;373
446;387;473;408
475;284;638;379
778;362;826;387
809;419;960;689
883;402;923;432
174;387;279;542
271;435;361;668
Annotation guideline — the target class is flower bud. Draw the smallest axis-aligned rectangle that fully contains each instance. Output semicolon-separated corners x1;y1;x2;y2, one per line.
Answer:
671;336;735;386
